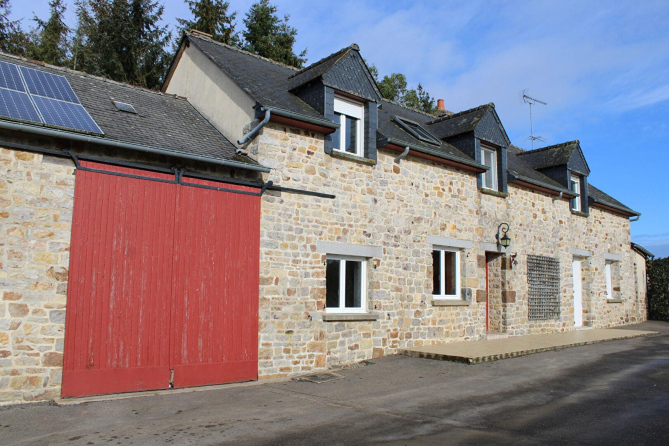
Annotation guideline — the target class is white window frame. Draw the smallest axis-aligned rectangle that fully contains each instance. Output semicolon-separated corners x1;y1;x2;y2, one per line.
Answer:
570;174;581;211
480;145;498;190
432;247;461;300
333;96;365;157
605;261;613;300
325;255;367;313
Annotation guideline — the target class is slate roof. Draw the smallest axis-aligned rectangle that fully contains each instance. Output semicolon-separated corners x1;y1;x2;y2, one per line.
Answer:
588;183;639;216
187;35;333;126
0;52;242;163
288;45;356;89
378;100;483;168
426;103;492;139
516;140;581;170
506;145;572;194
174;35;638;216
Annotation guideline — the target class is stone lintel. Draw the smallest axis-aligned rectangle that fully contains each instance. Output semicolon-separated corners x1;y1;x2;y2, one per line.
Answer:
426;235;473;250
604;253;623;262
570;248;593;258
317;241;383;258
431;299;471;307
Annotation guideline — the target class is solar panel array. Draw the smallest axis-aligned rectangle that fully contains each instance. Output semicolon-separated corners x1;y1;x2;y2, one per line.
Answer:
0;60;103;135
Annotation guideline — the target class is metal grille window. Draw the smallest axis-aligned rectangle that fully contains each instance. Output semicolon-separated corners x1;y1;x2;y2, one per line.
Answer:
527;255;561;320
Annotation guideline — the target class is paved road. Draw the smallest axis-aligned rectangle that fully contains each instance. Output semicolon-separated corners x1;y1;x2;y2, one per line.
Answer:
1;321;667;445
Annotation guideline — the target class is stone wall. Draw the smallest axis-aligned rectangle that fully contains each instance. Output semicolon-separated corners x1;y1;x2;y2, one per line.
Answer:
0;148;75;404
251;123;644;379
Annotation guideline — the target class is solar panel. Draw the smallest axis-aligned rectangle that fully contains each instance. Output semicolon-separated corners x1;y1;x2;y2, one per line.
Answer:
20;66;80;103
33;96;103;134
113;100;138;114
0;60;103;135
0;88;42;123
0;61;26;92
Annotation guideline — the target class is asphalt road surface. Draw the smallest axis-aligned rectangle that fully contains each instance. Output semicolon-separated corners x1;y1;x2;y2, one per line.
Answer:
1;321;667;445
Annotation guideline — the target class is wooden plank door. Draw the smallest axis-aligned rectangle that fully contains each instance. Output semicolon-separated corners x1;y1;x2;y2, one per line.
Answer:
170;178;260;388
62;162;177;397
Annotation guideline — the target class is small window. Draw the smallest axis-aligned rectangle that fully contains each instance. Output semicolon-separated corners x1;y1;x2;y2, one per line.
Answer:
605;261;613;300
326;256;367;312
332;96;364;157
395;116;441;145
432;248;460;299
481;145;498;190
112;100;137;114
570;174;581;211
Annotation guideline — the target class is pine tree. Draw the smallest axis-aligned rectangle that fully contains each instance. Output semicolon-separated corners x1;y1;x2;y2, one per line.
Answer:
71;0;171;89
30;0;70;66
0;0;29;56
242;0;306;68
176;0;238;45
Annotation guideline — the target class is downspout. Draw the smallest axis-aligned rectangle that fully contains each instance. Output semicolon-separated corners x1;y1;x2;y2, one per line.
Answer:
394;146;410;164
552;191;563;202
0;120;271;173
238;109;271;145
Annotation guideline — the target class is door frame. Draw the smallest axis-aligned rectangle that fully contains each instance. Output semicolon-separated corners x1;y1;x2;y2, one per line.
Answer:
572;257;583;327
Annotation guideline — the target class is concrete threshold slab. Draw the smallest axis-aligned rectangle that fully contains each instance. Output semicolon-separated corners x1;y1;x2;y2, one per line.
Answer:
399;328;659;364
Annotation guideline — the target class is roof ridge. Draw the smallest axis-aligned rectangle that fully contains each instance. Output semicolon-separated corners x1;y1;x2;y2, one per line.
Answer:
426;102;493;125
288;44;358;79
0;51;189;101
380;98;441;119
187;31;300;72
519;140;580;155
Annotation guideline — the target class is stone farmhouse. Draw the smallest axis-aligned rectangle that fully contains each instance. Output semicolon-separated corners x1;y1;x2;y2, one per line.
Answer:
0;31;646;403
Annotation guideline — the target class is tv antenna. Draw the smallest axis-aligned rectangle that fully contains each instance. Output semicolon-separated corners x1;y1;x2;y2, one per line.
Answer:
522;90;547;150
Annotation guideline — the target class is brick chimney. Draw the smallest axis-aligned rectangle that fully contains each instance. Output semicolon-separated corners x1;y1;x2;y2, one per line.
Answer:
437;99;445;111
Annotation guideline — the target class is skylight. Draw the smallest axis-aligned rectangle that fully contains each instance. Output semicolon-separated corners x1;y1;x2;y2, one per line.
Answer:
113;100;138;114
395;116;441;145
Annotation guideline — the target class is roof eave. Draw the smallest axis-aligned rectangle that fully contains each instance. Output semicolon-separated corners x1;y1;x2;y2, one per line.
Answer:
590;200;640;218
383;138;486;173
507;171;574;197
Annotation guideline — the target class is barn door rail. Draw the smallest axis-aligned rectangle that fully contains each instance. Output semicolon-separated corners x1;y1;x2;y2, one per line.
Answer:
65;150;272;197
62;149;334;199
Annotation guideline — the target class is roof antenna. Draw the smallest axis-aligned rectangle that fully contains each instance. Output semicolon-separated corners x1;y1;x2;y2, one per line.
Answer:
522;90;547;150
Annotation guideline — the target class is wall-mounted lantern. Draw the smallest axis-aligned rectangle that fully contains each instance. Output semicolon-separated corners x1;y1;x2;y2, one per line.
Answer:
496;223;511;248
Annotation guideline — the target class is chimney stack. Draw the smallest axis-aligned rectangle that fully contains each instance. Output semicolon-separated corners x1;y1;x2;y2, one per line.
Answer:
437;99;445;111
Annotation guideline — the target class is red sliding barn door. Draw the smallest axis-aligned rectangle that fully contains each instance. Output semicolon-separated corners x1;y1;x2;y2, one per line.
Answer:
62;162;260;398
171;178;260;388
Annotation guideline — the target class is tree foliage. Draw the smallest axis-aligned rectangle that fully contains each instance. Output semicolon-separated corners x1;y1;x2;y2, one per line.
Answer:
0;0;29;56
242;0;306;68
73;0;171;89
29;0;70;66
176;0;238;45
369;65;437;114
647;257;668;321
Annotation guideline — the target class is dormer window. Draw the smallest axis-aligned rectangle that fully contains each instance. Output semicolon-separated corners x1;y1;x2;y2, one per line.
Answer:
481;145;498;190
333;96;365;156
570;174;581;211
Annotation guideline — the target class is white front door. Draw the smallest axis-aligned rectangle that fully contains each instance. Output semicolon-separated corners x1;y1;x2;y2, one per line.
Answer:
572;259;583;326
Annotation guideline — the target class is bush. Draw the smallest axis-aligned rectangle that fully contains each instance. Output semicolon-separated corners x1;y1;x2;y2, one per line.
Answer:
647;257;669;321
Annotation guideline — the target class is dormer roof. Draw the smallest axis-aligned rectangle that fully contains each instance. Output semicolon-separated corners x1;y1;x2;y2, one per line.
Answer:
427;103;510;147
517;140;590;175
288;44;382;101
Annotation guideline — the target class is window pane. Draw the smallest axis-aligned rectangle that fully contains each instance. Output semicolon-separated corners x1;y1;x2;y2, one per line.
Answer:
345;116;357;154
345;260;362;308
444;251;456;295
326;259;340;308
332;113;342;150
432;250;441;294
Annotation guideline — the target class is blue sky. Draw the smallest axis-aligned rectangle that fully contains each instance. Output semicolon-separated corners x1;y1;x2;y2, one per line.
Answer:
9;0;669;257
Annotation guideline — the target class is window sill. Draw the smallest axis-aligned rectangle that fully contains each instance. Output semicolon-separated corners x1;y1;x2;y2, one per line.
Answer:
431;299;471;307
606;299;623;304
329;150;376;165
322;312;380;321
571;210;589;218
479;188;508;198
